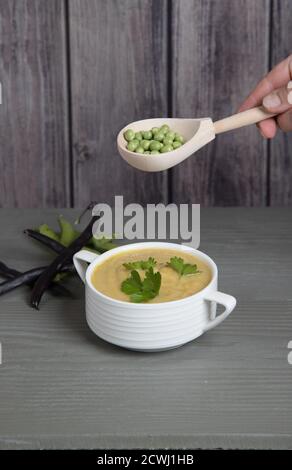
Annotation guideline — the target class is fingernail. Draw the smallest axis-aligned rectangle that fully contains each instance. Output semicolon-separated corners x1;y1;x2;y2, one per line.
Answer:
288;91;292;105
263;93;281;108
287;81;292;89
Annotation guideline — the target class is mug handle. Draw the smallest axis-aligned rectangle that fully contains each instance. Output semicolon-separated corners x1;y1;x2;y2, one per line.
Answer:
203;291;236;332
73;250;100;284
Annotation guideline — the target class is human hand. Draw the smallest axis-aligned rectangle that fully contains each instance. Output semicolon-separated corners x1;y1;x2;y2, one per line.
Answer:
239;55;292;138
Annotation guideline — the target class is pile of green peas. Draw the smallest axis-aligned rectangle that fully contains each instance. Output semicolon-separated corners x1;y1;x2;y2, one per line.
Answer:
123;124;185;155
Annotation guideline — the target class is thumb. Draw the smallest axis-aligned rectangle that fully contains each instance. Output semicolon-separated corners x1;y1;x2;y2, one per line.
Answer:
262;81;292;113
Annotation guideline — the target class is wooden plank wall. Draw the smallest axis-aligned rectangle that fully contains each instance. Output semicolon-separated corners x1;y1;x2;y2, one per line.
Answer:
170;0;269;206
270;0;292;205
0;0;70;207
69;0;168;205
0;0;291;208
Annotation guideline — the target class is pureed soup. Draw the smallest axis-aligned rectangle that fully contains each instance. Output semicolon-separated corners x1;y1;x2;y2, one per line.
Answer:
91;248;212;303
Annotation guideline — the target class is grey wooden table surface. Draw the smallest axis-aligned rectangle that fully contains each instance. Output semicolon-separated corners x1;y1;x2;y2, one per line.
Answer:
0;208;291;450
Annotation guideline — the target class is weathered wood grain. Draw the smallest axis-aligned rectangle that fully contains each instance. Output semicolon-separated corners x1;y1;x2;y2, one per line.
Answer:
69;0;168;206
0;0;291;209
269;0;292;205
170;0;270;206
0;299;292;449
0;0;71;207
0;208;292;449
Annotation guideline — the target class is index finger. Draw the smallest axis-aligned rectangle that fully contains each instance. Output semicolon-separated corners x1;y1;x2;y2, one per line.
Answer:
239;55;292;111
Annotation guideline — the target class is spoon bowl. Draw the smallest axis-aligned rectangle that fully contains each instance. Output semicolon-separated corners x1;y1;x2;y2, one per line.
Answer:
117;107;276;172
117;118;215;172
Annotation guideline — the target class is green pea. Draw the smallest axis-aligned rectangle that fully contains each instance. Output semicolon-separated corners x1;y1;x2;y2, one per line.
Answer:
154;132;165;142
160;144;173;153
140;139;151;150
160;124;170;134
127;140;139;152
144;151;151;155
150;150;160;155
124;129;135;142
163;137;173;146
174;133;184;144
135;132;143;141
150;140;163;149
150;140;162;151
172;141;182;149
151;127;159;135
135;146;144;154
165;131;175;141
142;130;152;140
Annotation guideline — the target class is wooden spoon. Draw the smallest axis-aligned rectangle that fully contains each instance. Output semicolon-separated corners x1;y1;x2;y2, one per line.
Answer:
117;106;275;172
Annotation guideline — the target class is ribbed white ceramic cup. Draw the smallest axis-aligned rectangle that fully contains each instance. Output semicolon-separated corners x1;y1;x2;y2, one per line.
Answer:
73;242;236;352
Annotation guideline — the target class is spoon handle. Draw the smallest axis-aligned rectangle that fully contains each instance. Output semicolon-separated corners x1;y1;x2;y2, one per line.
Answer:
214;106;276;134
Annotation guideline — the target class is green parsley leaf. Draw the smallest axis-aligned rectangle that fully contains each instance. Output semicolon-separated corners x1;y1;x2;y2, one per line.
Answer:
123;257;157;271
166;256;201;276
130;291;154;303
121;270;142;295
143;267;161;294
121;267;161;303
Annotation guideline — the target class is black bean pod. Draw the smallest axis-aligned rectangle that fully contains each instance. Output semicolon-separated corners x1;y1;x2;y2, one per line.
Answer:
30;214;100;309
24;229;64;253
0;264;74;296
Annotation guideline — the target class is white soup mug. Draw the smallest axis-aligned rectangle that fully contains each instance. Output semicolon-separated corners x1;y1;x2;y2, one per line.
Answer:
73;242;236;352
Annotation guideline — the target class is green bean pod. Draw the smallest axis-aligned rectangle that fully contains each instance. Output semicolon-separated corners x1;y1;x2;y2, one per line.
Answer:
58;216;80;247
90;236;117;252
38;224;60;242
